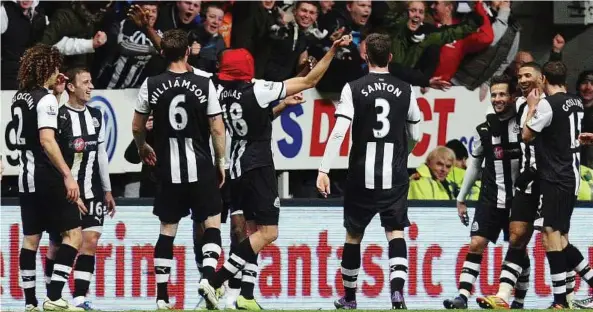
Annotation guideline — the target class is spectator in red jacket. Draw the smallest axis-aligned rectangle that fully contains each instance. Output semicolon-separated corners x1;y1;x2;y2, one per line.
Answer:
431;0;493;82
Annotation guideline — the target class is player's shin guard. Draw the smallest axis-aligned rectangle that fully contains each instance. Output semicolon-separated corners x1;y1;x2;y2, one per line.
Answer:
20;248;38;306
459;253;482;302
45;257;55;285
201;228;222;280
73;254;95;299
496;248;525;302
546;250;568;305
341;243;361;301
388;238;408;296
210;237;255;289
47;244;78;301
513;253;530;304
564;243;593;287
240;260;258;299
154;234;174;302
228;243;243;290
193;221;204;275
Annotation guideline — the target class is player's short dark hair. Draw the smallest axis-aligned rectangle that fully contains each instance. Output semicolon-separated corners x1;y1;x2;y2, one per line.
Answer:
543;61;567;86
161;29;189;63
490;74;516;95
520;61;542;73
365;33;391;67
446;139;468;160
65;67;90;93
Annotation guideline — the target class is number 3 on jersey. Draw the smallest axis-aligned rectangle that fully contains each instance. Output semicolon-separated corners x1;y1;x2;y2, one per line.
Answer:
373;98;390;138
169;94;188;130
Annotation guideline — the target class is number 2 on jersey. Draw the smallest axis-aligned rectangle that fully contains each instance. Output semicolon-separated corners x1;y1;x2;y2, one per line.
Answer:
373;98;390;138
12;106;26;145
169;94;188;130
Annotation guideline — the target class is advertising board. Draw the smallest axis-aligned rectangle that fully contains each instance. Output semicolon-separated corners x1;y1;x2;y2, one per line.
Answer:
1;205;592;310
1;87;487;175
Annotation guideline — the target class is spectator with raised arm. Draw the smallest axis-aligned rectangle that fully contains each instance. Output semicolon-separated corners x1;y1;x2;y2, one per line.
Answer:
431;0;493;82
1;0;48;90
40;1;113;70
96;1;161;89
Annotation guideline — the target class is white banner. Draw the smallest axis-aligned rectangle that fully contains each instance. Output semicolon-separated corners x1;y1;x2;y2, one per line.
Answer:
2;87;488;175
1;206;592;310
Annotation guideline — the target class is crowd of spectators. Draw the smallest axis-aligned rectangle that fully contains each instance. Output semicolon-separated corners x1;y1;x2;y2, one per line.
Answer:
1;0;592;200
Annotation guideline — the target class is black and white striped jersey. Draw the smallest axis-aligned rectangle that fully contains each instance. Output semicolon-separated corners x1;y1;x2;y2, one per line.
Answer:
337;72;420;190
10;88;61;193
472;115;522;208
57;105;105;199
214;78;286;179
136;70;222;184
527;93;583;194
516;96;540;194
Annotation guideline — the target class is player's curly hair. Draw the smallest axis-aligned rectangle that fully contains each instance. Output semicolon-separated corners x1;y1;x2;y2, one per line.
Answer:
18;44;63;91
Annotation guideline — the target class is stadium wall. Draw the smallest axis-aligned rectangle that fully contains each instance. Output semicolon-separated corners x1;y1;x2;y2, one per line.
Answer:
1;199;592;310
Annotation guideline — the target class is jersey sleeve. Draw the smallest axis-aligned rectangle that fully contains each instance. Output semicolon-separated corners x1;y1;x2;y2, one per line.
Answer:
470;128;484;158
36;94;59;130
335;83;354;120
207;79;223;116
407;86;421;124
98;111;106;144
253;79;286;108
526;98;553;132
135;78;150;114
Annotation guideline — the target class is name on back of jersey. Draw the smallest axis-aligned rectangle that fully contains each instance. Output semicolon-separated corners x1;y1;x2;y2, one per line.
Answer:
361;82;403;97
220;89;242;101
150;78;207;105
562;98;583;111
13;92;35;110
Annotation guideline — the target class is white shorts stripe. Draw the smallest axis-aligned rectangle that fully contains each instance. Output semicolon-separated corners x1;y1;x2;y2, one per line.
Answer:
169;138;181;183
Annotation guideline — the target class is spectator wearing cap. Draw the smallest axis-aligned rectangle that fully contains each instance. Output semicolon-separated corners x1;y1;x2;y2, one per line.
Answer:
187;2;226;73
1;0;47;90
40;1;113;70
431;0;493;82
96;1;161;89
578;70;593;167
446;139;480;200
408;146;457;200
263;1;319;81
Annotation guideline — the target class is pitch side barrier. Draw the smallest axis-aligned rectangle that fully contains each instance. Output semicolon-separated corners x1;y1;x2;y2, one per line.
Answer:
1;198;592;310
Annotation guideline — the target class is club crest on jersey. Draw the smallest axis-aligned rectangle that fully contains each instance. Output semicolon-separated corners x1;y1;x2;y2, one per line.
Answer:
513;123;520;133
92;117;100;128
72;138;85;152
273;197;281;208
493;146;504;159
88;96;118;162
471;221;479;232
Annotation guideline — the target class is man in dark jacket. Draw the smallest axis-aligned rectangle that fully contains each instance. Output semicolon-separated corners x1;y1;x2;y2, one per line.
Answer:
1;0;47;90
188;2;226;73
